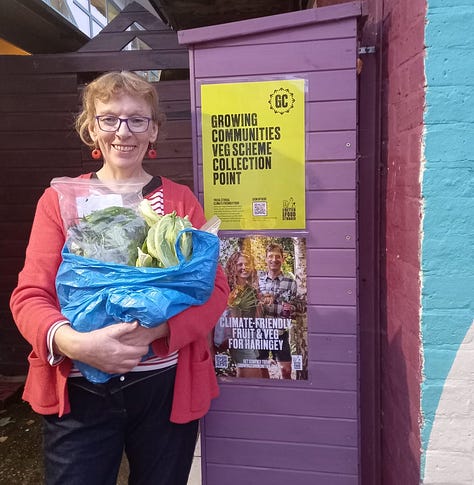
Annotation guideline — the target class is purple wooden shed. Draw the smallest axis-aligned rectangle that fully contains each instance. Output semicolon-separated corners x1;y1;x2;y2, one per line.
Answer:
179;3;363;483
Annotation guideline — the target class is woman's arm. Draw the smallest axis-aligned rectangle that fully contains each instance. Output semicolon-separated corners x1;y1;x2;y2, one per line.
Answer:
170;266;228;348
10;188;70;362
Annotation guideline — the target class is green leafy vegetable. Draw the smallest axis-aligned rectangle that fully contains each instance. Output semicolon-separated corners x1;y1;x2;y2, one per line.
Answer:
141;210;193;267
68;206;148;266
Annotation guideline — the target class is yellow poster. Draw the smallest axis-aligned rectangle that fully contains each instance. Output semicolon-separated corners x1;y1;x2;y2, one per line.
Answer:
201;79;306;230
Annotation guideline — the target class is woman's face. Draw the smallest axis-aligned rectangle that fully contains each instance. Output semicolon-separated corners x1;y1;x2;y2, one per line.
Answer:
236;255;252;283
89;93;158;174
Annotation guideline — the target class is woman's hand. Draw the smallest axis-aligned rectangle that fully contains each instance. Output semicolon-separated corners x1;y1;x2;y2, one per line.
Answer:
53;321;169;375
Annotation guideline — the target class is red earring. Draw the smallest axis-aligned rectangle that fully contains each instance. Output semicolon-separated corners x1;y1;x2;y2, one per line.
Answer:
147;144;157;159
91;148;102;160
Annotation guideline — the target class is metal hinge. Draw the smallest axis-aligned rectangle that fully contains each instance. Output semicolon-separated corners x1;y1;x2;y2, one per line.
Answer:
358;46;376;55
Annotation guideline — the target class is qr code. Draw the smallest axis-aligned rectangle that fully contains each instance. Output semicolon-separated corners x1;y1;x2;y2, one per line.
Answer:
214;354;229;369
292;355;303;371
253;201;267;216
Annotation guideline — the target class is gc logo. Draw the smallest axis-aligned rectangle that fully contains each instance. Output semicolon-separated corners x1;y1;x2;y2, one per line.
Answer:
268;87;296;114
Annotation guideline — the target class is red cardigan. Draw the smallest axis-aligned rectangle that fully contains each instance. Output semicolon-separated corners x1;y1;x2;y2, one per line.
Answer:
10;174;229;423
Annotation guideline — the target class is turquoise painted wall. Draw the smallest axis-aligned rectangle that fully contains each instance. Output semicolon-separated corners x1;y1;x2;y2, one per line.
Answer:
422;0;474;480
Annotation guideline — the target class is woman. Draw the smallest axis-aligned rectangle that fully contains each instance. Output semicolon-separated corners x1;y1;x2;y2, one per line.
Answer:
222;251;264;378
10;71;229;485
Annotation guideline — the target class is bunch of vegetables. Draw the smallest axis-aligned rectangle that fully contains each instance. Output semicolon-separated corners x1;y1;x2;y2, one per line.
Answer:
136;200;193;268
67;199;195;268
67;206;148;266
227;284;260;313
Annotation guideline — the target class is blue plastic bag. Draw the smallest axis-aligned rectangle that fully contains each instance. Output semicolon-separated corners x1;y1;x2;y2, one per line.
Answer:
56;228;219;383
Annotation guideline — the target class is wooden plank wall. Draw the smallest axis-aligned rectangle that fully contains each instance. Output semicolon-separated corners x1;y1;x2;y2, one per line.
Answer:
186;9;360;485
143;80;193;187
0;72;82;374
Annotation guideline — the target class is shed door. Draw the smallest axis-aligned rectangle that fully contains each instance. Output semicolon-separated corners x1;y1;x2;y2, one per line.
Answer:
179;5;362;485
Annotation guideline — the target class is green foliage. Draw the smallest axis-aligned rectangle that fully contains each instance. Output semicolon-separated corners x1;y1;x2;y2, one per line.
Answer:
68;206;148;266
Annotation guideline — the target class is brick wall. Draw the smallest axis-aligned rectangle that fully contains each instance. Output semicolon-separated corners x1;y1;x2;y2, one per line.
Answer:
421;2;474;483
380;0;426;483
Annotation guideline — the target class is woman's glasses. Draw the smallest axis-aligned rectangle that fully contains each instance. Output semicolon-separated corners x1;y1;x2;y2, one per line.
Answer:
95;115;152;133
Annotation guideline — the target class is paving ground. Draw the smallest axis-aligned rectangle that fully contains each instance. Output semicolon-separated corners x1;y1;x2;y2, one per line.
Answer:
0;377;43;484
0;376;201;485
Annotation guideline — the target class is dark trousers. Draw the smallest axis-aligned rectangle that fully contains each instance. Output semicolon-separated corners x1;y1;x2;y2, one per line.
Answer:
43;367;199;485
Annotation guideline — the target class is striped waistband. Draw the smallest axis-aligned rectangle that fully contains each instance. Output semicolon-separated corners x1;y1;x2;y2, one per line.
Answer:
69;351;178;378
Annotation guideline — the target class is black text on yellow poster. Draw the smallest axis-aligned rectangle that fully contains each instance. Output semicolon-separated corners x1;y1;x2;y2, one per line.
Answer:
201;80;306;230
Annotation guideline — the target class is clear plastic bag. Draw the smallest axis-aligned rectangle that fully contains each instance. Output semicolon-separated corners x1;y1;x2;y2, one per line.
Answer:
51;177;147;265
51;176;145;231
